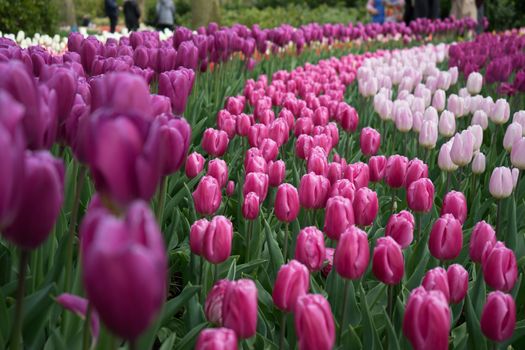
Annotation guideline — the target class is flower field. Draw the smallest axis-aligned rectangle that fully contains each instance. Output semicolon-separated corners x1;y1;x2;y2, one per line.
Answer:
1;15;525;350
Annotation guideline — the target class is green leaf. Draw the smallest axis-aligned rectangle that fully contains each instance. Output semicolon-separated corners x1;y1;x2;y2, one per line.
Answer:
359;284;383;350
263;217;284;277
382;307;401;350
160;333;177;350
465;293;487;350
19;283;57;348
176;322;207;350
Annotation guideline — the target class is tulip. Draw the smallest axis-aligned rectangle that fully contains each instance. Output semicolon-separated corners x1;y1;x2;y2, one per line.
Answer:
236;113;252;136
294;294;335;350
202;128;229;157
196;328;238;350
326;162;343;185
469;221;497;263
353;187;378;227
295;227;326;272
217;110;237;139
407;178;434;213
472;152;486;174
503;123;523;152
385;210;415;248
334;226;369;280
268;118;290;147
419;120;438;149
447;94;465;118
294;117;313;137
480;291;516;342
472;110;489;130
193;176;222;216
275;183;300;223
360;127;381;156
205;280;229;325
272;260;310;312
307;147;328;176
482;241;518;292
322;248;335;278
372;236;404;285
368;155;387;182
394;100;413;132
242;192;260;220
440;191;467;224
450;130;474;167
512;168;519;189
466;72;483;95
243;172;269;201
489;167;513;199
432;89;446;112
56;294;100;341
222;279;258;339
385;155;408;188
208;159;228;188
299;173;330;209
337;104;359;132
422;267;450;302
490;98;510;125
82;202;167;340
190;218;209;256
438;110;455;137
344;162;369;189
226;96;246;115
268;160;285;187
259;138;278;162
324;196;354;240
245;153;267;174
405;158;428;189
513;111;525;133
511;137;525;169
185;152;205;178
295;134;313;160
403;287;450;350
158;68;195;115
428;214;463;261
329;179;356;202
447;264;468;304
2;151;64;250
226;181;235;197
438;141;458;172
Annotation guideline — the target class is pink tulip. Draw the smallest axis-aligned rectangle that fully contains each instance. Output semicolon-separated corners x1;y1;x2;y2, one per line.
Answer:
329;179;356;202
428;214;463;261
334;226;370;280
422;267;450;302
258;138;278;162
226;95;246;115
511;137;525;169
248;123;268;148
56;293;100;341
469;221;496;263
295;227;326;272
207;159;228;188
385;210;415;248
490;98;510;125
407;178;434;213
438;110;456;137
326;162;343;185
405;158;428;189
242;192;260;220
200;216;233;264
217;110;237;139
360;127;381;156
202;128;229;157
353;187;378;227
236;113;252;136
268;118;290;147
482;242;518;292
205;280;230;325
268;160;285;187
245;154;267;174
472;152;486;174
372;236;404;285
274;183;300;223
190;218;209;256
440;191;467;224
503;123;522;152
344;162;370;189
480;291;516;342
294;117;314;137
324;196;354;240
299;172;330;209
295;134;313;160
419;120;438;149
466;72;483;95
272;260;310;312
243;172;269;201
438;140;458;172
185;152;205;179
294;294;335;350
196;328;238;350
226;181;235;197
385;155;408;188
403;287;451;350
447;264;468;304
222;279;258;339
450;130;474;167
472;110;489;130
369;155;387;182
307;147;328;176
432;89;446;111
193;176;222;216
322;248;335;277
489;167;513;199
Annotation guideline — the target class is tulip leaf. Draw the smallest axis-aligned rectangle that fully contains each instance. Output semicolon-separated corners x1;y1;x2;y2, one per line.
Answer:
359;284;383;350
263;217;284;277
465;293;487;350
506;195;517;251
176;322;207;349
0;288;9;344
226;258;237;280
159;333;176;350
501;319;525;348
43;328;67;350
382;307;401;350
237;259;268;276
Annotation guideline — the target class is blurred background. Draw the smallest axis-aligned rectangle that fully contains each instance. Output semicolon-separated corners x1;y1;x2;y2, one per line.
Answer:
0;0;524;36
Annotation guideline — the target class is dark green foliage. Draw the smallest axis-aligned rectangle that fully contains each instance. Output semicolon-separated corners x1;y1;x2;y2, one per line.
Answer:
0;0;58;36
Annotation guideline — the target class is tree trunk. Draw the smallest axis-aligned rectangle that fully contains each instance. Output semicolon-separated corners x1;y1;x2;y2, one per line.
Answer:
192;0;221;28
138;0;146;23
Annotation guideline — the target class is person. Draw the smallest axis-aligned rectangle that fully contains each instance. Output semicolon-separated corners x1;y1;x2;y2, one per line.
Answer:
384;0;405;23
450;0;477;21
156;0;176;31
123;0;141;31
367;0;385;24
105;0;119;33
404;0;440;23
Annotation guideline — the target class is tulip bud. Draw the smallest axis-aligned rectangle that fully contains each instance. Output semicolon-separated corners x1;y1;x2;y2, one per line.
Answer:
482;241;518;292
185;152;205;178
208;159;228;188
158;68;195;115
480;292;516;342
196;328;238;350
202;128;229;157
205;280;229;325
403;287;451;350
447;264;468;304
334;226;370;280
405;158;429;189
469;221;496;263
448;94;465;118
503;123;522;152
242;192;260;220
236;113;252;136
394;100;413;132
419;120;438;149
466;72;483;95
490;98;510;125
429;214;463;261
438;110;455;137
512;168;519;189
243;172;269;201
272;260;310;312
56;293;100;340
324;196;354;240
450;130;474;167
369;155;387;182
268;160;285;187
422;267;450;302
441;191;467;224
438;141;458;172
360;127;381;156
190;218;209;256
299;173;330;209
307;147;328;176
432;89;446;111
326;162;343;185
322;248;335;277
470;152;486;174
259;138;278;162
295;227;326;272
2;151;64;250
294;294;335;350
489;167;513;199
353;187;378;227
385;210;415;248
469;125;483;151
511;137;525;169
226;96;246;115
275;183;300;223
407;178;434;213
372;237;404;285
222;279;258;339
329;179;356;202
193;176;222;216
472;110;489;130
217;110;237;139
385;155;409;188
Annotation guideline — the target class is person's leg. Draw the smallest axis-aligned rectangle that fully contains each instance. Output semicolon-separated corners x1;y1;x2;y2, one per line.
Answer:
110;15;117;33
414;0;429;18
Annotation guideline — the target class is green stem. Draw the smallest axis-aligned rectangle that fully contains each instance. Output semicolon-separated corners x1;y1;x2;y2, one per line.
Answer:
339;279;351;345
417;212;422;242
213;263;219;284
387;284;394;320
446;171;451;194
496;199;503;241
11;250;29;350
156;176;167;224
391;190;396;213
64;165;86;292
283;224;289;262
246;220;253;262
279;312;286;350
82;303;92;350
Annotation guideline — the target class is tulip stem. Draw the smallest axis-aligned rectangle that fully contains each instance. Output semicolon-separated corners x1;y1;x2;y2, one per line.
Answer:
10;250;29;350
213;263;219;284
339;279;350;345
416;213;422;242
64;164;86;292
279;312;286;350
496;199;503;241
390;190;396;213
283;224;289;261
156;176;167;225
446;172;451;194
82;303;92;350
387;284;394;320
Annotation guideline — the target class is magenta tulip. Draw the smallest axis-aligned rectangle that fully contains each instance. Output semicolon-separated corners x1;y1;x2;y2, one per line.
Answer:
324;196;355;240
193;176;222;216
469;221;496;263
334;226;370;280
372;236;404;285
447;264;468;304
185;152;205;179
190;218;209;256
202;128;229;157
222;279;258;339
385;155;408;188
422;267;450;302
329;179;356;202
360;127;381;156
404;158;428;189
205;280;230;325
322;248;335;278
242;192;260;220
482;241;518;292
480;291;516;342
295;227;326;272
407;178;434;213
201;216;233;264
369;155;387;182
299;172;330;209
274;183;300;223
294;294;335;350
196;328;238;350
428;214;463;261
268;160;285;187
385;210;415;249
243;172;269;201
353;187;378;227
440;191;467;224
207;159;229;188
272;260;310;312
